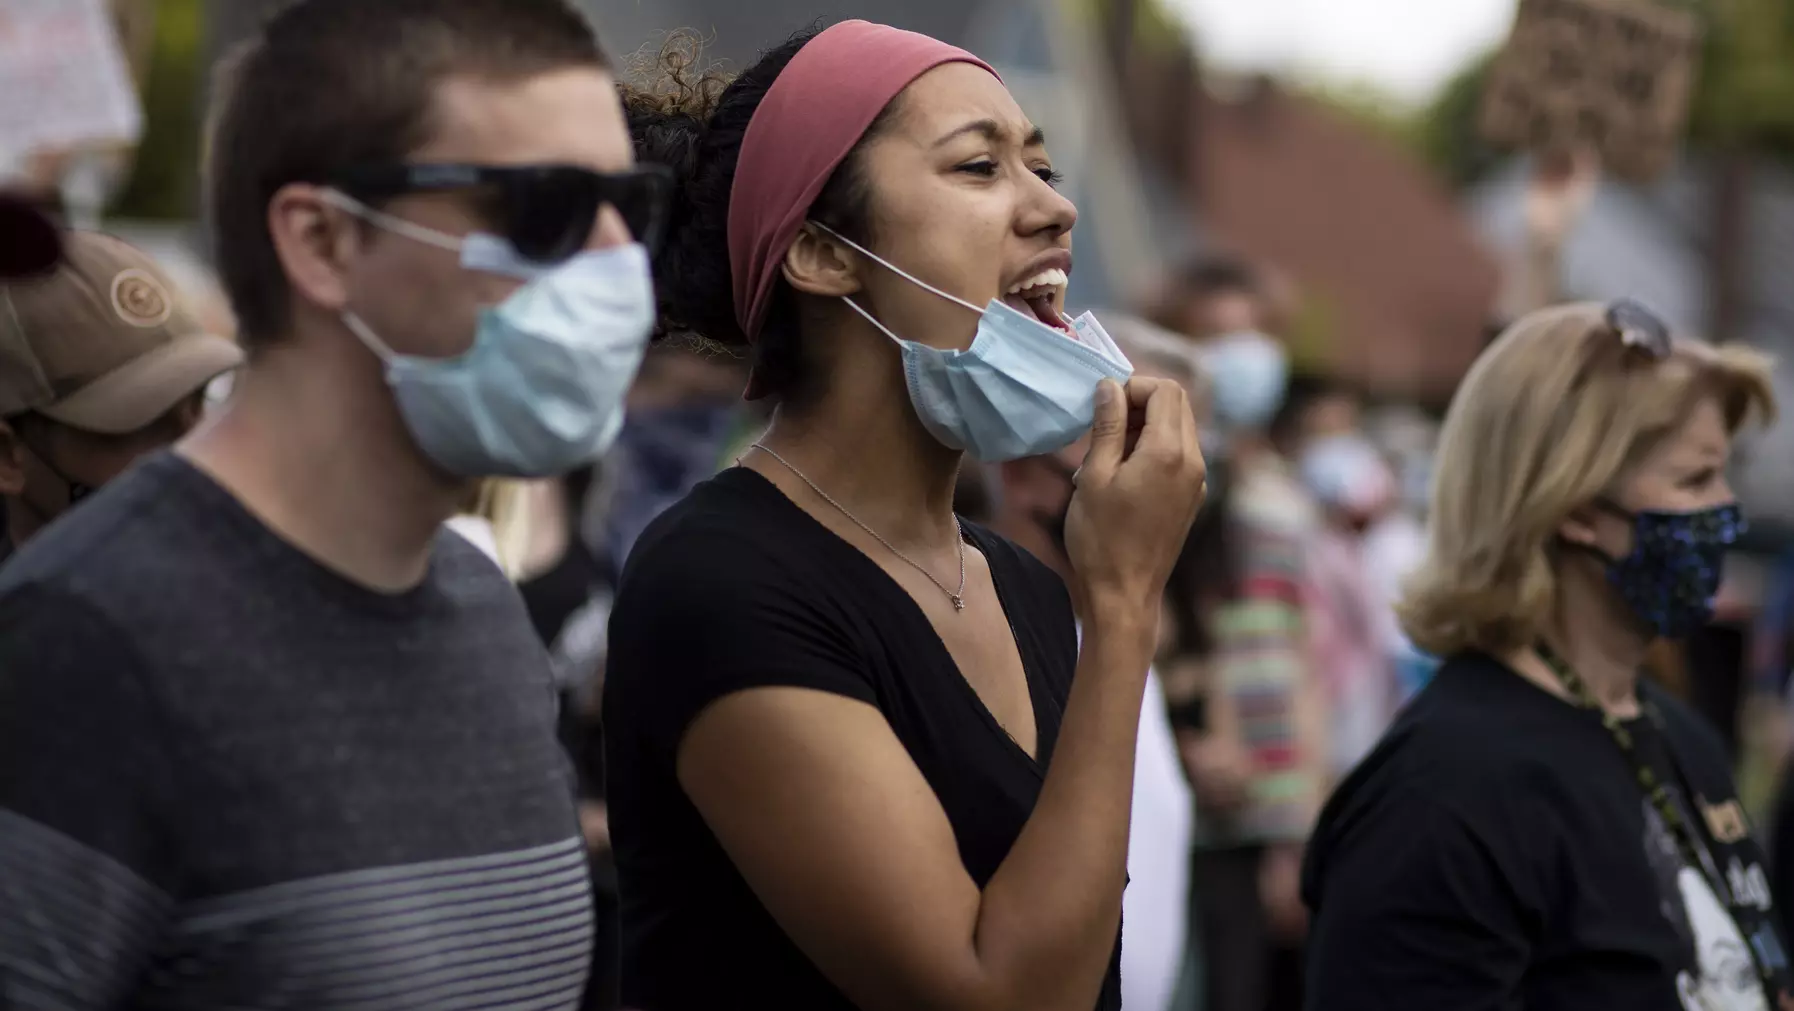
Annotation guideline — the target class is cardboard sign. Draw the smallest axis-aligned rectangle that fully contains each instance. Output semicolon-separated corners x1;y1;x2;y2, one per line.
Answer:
1479;0;1700;182
0;0;143;169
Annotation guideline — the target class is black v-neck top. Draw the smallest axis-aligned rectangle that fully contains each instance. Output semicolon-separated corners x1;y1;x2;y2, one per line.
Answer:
603;467;1120;1010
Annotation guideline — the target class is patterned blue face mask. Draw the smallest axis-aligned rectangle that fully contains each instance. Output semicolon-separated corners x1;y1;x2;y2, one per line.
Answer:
1594;501;1745;639
813;223;1133;462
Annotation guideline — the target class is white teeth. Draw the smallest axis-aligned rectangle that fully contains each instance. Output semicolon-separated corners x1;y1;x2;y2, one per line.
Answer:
1005;267;1068;295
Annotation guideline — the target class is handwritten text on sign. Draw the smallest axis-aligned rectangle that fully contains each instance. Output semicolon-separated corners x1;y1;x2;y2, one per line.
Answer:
0;0;143;164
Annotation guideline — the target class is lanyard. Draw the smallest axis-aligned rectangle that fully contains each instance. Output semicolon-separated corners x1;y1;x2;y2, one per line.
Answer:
1534;641;1787;998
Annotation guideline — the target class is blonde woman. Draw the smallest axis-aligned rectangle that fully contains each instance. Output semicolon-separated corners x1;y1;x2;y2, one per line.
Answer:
1302;301;1791;1010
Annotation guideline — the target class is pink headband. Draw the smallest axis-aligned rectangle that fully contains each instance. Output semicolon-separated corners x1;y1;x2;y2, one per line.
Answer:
727;20;997;355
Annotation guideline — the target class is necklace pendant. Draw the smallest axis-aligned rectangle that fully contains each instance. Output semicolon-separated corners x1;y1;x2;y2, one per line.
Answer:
951;595;966;612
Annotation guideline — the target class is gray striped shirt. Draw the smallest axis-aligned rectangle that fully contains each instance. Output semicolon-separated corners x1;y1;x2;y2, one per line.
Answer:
0;454;591;1009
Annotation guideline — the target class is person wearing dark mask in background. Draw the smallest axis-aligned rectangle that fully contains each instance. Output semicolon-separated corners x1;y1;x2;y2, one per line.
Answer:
0;228;241;563
1305;301;1790;1010
1159;255;1324;1011
985;312;1201;1011
539;342;750;1011
591;342;748;577
0;1;667;1006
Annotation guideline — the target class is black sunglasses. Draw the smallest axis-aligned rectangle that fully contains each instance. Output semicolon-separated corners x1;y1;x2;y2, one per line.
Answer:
1604;298;1671;359
329;162;674;264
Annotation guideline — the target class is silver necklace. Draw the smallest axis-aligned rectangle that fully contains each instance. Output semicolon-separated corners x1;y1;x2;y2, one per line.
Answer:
748;443;967;611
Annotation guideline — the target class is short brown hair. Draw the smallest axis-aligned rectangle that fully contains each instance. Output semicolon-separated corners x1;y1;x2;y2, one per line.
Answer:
204;0;608;347
1399;302;1777;659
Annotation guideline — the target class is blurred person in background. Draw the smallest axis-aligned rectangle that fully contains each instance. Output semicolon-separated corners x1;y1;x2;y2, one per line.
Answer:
1288;389;1403;779
0;1;666;1006
1304;300;1789;1010
586;341;748;578
0;229;241;562
1156;255;1324;1011
983;311;1203;1011
1361;405;1440;701
607;21;1204;1011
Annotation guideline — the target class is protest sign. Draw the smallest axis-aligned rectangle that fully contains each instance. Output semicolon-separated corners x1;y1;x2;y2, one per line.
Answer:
1480;0;1700;182
0;0;144;172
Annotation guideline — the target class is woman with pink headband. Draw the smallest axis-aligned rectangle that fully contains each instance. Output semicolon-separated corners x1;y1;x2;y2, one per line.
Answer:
604;21;1206;1010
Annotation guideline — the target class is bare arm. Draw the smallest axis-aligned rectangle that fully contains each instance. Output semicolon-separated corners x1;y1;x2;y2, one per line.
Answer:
678;378;1203;1011
1507;149;1600;317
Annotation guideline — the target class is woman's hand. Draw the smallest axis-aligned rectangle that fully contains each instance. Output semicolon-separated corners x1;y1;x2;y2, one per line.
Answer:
1064;377;1207;622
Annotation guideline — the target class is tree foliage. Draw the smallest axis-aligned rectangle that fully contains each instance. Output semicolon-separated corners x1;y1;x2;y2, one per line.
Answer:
1679;0;1794;156
111;0;205;220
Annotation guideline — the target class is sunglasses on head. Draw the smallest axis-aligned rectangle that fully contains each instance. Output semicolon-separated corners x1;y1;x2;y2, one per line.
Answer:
329;162;675;264
1603;298;1672;359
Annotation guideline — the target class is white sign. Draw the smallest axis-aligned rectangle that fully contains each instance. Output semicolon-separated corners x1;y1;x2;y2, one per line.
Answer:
0;0;144;167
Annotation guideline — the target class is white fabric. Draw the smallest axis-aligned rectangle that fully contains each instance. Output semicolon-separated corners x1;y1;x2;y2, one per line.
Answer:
445;515;502;566
1073;625;1192;1011
1124;668;1194;1011
1362;511;1427;655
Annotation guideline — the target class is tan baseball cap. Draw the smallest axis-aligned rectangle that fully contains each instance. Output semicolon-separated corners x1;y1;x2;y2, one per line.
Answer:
0;230;244;435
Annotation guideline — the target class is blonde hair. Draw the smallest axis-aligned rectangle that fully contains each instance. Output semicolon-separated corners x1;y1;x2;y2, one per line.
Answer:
462;479;535;581
1398;302;1777;658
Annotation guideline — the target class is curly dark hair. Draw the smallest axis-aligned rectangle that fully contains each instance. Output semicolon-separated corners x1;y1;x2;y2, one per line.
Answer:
620;25;901;406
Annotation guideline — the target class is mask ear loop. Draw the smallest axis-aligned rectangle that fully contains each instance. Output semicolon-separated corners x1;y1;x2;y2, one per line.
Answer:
320;189;465;254
323;189;545;281
837;295;912;347
808;221;986;316
341;310;399;362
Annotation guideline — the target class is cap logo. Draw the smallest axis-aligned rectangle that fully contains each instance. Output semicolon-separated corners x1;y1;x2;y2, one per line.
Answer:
111;269;172;328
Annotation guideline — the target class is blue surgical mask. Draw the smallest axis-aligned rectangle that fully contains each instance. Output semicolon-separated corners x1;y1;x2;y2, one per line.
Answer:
814;223;1133;462
1200;331;1288;432
1299;433;1393;515
328;192;655;478
1595;501;1744;639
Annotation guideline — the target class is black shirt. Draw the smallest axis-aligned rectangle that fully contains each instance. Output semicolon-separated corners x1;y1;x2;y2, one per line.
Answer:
1303;650;1788;1011
0;453;591;1009
603;467;1121;1011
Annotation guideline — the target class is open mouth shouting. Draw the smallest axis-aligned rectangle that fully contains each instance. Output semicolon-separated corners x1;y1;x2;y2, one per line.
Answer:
1001;252;1073;332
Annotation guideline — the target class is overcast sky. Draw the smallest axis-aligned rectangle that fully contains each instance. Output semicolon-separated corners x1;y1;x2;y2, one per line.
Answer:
1169;0;1519;106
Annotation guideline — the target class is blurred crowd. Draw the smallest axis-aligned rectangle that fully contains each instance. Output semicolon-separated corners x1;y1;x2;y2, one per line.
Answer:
8;2;1794;1011
15;161;1794;1011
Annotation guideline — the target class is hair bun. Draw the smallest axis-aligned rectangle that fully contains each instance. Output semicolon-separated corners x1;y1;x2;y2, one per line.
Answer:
619;31;741;345
621;32;728;188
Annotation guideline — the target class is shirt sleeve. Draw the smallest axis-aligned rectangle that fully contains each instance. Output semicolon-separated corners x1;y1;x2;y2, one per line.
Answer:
1303;803;1533;1011
0;584;181;1009
605;528;878;763
1212;516;1321;841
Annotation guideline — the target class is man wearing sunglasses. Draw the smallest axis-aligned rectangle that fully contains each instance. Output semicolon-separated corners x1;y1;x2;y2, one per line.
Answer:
0;1;666;1008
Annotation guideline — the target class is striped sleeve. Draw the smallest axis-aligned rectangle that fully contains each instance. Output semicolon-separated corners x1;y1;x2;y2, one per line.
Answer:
0;584;180;1009
1214;517;1321;842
